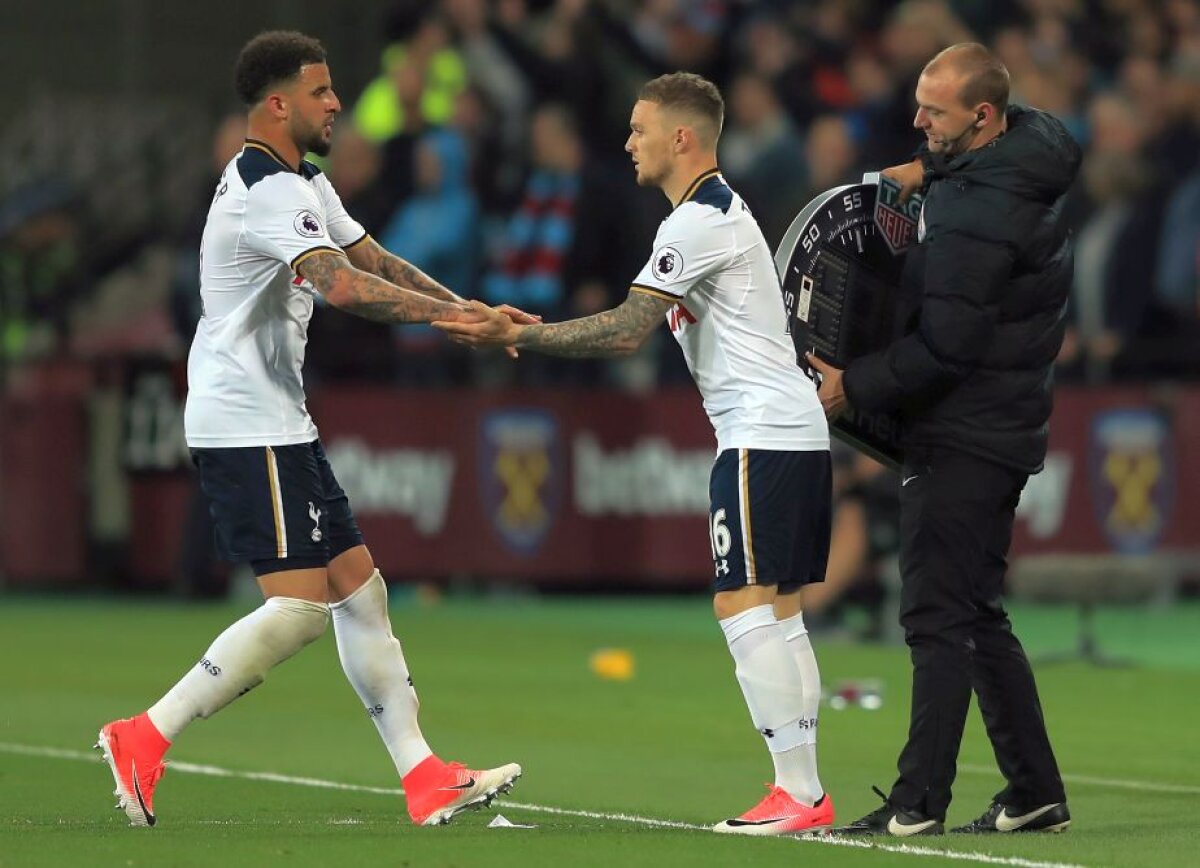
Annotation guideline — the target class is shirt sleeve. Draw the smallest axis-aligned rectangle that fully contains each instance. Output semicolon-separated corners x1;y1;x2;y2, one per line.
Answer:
631;205;733;300
315;174;369;250
243;174;344;273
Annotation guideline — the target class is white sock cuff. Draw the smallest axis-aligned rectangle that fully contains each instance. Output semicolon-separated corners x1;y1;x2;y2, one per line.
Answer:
260;595;330;644
763;717;818;752
264;595;329;615
719;604;777;644
330;569;385;615
778;611;809;642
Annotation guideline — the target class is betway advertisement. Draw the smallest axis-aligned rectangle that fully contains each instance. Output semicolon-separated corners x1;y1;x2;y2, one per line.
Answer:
306;388;718;584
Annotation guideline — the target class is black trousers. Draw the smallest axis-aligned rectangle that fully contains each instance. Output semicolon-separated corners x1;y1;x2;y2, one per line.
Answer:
889;448;1066;820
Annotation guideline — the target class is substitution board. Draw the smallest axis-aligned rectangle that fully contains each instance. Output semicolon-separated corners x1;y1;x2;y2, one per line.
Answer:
774;173;923;468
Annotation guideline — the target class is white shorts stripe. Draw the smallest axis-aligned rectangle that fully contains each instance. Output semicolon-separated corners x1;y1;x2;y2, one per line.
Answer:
265;446;287;558
738;449;757;583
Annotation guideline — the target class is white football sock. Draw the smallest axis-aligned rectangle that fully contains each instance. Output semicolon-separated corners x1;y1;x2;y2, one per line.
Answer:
719;605;820;804
331;570;432;777
776;610;824;803
147;596;329;742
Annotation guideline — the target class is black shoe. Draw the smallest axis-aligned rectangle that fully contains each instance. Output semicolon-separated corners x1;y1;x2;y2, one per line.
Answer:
832;786;944;837
952;801;1071;834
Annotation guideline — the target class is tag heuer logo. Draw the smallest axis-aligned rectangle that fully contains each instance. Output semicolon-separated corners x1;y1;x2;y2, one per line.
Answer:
874;175;921;254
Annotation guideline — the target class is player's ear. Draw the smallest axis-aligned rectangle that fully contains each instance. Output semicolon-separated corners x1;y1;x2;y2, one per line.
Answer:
264;91;289;119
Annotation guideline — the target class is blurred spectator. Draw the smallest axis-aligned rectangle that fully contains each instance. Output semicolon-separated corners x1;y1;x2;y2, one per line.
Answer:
802;114;862;204
1065;93;1166;381
305;128;397;385
881;1;971;82
452;84;514;216
844;46;921;168
480;102;652;385
0;180;83;373
1119;54;1200;179
328;127;396;238
1148;48;1200;376
482;104;583;321
1157;165;1200;320
734;11;833;131
487;0;608;142
381;128;481;298
443;0;533;207
377;127;482;387
354;9;467;143
719;72;806;247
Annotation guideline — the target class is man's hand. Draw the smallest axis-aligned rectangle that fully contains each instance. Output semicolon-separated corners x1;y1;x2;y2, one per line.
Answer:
434;301;523;348
882;158;925;204
806;352;848;421
493;304;541;358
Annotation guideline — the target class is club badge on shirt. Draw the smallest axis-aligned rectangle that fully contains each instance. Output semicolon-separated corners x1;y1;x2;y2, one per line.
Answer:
294;210;323;238
652;246;684;281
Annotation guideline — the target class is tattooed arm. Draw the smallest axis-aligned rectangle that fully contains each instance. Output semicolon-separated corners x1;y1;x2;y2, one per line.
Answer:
346;236;463;303
345;236;542;337
297;251;476;324
435;290;673;357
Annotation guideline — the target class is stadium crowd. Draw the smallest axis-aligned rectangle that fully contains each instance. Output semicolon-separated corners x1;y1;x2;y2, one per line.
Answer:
2;0;1199;391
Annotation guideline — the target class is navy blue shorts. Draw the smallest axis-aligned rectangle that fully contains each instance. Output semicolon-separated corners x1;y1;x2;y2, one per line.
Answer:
708;448;831;593
191;440;364;575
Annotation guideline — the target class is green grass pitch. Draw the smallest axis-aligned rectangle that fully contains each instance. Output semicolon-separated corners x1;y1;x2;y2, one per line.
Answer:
1;594;1197;867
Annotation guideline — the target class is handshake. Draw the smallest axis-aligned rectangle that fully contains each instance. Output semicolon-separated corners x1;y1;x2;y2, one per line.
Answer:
433;302;542;357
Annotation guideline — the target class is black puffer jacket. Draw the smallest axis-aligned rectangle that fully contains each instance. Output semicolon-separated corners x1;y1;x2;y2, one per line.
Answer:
843;106;1082;474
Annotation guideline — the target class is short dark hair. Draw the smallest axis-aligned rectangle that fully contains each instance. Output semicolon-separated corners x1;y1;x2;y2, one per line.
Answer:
638;72;725;144
926;43;1010;114
235;31;327;107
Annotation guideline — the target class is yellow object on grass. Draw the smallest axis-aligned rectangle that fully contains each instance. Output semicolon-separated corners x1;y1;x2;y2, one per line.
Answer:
589;648;635;681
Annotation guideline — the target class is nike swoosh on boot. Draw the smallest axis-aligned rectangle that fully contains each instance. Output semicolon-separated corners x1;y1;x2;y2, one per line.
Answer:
887;815;940;836
995;804;1059;832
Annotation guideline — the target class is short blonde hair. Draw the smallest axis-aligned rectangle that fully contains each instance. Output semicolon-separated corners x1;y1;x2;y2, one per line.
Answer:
638;72;725;145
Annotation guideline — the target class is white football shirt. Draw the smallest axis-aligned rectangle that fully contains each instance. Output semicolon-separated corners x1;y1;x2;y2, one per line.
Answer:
185;140;367;448
632;170;828;453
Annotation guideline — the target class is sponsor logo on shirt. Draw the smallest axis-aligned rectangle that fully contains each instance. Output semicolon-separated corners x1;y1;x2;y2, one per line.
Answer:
668;302;696;333
294;210;323;238
651;245;683;281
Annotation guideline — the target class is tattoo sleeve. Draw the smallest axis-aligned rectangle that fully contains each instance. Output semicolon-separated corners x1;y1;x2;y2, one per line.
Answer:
298;252;466;324
515;290;673;357
350;238;463;303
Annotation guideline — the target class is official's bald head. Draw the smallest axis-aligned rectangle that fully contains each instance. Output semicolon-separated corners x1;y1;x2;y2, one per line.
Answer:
923;42;1010;115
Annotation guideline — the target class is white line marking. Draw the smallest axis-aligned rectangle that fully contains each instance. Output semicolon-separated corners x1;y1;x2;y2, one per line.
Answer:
959;764;1200;796
798;836;1084;867
0;742;1095;867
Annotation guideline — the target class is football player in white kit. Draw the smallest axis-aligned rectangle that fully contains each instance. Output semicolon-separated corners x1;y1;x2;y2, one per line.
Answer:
437;72;835;836
96;31;525;829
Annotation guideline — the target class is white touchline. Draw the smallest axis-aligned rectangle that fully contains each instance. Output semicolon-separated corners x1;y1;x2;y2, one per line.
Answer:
958;764;1200;796
3;741;1150;868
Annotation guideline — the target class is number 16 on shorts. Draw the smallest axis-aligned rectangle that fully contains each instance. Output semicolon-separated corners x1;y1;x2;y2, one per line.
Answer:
709;508;732;579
